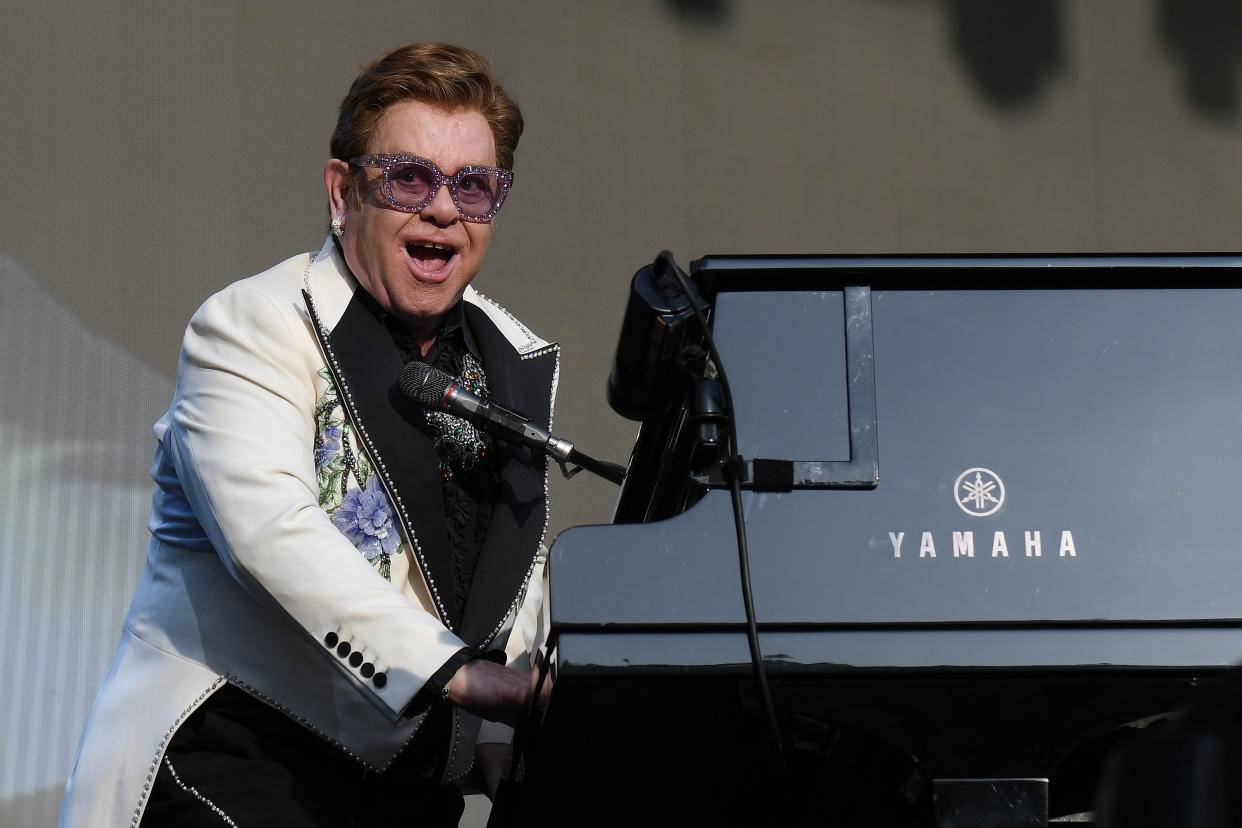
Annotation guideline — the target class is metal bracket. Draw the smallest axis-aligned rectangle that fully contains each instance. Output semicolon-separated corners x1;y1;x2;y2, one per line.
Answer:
695;284;879;491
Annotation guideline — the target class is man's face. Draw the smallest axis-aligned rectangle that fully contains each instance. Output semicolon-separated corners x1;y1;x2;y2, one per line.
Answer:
327;99;497;345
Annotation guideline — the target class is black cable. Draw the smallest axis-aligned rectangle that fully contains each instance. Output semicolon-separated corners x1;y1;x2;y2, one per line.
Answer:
658;251;788;780
507;637;554;779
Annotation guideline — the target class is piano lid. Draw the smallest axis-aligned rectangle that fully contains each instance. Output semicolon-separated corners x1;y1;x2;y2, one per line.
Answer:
553;258;1242;632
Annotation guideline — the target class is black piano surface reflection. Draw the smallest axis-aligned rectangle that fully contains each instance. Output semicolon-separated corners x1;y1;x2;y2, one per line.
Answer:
491;254;1242;827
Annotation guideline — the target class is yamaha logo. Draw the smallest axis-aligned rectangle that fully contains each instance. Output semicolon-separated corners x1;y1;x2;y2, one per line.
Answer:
882;466;1077;559
955;467;1005;517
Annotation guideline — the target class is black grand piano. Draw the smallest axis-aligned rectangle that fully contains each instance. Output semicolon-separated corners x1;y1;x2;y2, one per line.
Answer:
490;253;1242;827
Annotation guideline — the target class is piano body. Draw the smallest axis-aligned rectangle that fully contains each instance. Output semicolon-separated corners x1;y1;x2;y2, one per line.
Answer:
492;254;1242;827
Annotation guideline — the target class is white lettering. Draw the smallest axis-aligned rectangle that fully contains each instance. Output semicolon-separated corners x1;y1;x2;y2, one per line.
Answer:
889;532;905;558
992;531;1008;557
884;529;1077;560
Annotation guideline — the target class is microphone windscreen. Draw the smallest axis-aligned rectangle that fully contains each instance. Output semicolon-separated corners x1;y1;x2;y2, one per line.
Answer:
398;361;451;408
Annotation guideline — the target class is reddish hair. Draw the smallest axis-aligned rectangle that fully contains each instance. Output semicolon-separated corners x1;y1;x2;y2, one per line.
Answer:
330;42;523;170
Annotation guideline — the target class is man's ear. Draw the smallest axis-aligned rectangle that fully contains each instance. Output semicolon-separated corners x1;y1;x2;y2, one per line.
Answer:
324;159;353;220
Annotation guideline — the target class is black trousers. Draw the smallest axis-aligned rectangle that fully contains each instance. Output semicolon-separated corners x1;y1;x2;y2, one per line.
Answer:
141;683;464;827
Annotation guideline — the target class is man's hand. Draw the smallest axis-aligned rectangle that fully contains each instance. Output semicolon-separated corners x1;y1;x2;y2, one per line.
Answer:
445;658;531;726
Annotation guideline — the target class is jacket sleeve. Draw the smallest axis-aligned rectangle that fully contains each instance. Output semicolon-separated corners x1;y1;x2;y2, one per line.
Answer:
165;279;467;721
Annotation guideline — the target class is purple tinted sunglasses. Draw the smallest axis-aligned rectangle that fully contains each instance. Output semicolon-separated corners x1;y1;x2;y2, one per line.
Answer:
349;154;513;223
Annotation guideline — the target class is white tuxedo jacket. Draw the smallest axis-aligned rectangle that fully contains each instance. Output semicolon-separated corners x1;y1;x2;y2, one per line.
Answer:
59;239;557;827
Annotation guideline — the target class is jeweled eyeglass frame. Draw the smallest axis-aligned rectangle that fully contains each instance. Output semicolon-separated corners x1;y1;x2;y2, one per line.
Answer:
348;153;514;224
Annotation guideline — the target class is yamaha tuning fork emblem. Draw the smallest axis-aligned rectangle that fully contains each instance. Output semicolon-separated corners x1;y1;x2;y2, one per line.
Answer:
955;467;1005;517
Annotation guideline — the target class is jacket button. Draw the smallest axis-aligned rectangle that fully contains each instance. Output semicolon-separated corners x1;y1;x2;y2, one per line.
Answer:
349;652;363;668
361;663;375;678
324;632;338;648
372;672;387;688
336;641;351;658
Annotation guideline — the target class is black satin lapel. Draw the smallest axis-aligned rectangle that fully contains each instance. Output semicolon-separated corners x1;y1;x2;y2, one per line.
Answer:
320;292;460;626
459;303;557;646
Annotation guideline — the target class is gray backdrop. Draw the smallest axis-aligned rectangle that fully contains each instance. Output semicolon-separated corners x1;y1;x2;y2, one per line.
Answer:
3;1;1241;824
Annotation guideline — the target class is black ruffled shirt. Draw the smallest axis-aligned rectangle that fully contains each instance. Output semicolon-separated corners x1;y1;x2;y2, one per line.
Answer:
379;300;499;629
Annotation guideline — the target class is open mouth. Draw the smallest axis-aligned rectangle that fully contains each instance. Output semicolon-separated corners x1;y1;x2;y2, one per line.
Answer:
405;242;456;274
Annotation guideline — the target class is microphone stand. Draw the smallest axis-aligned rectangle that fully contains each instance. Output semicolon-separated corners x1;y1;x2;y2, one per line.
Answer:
538;433;626;484
558;447;627;485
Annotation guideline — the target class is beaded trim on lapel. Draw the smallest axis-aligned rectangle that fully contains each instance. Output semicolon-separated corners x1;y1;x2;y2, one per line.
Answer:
485;342;560;648
302;280;453;627
469;288;541;354
463;290;561;646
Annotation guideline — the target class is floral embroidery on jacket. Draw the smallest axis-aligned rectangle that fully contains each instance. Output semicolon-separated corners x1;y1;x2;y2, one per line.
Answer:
314;367;403;579
332;476;402;562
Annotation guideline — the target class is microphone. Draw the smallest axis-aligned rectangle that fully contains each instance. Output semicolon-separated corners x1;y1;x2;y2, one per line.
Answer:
398;361;574;462
398;361;627;484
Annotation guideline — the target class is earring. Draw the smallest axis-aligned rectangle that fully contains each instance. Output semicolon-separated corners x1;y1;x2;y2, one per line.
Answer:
331;215;345;237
